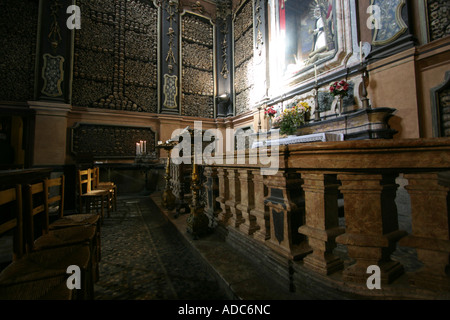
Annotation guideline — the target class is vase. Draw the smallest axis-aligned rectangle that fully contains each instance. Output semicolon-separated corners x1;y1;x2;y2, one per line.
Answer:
305;111;311;122
268;117;273;129
338;96;344;116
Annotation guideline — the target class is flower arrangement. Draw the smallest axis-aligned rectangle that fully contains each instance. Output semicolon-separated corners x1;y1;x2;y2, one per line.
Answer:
264;106;277;118
272;101;311;136
329;80;350;97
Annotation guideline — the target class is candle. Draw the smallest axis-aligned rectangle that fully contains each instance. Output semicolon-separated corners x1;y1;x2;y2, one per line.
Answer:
136;143;140;155
314;64;318;82
143;141;147;154
158;141;162;145
140;141;143;154
360;41;363;63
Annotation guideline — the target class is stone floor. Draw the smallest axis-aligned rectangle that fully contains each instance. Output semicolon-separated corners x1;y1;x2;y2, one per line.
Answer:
94;194;302;300
93;195;229;300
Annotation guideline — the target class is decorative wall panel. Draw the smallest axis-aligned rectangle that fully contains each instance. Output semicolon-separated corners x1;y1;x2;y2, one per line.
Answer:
72;0;158;113
181;12;215;118
234;0;254;115
0;0;38;102
371;0;408;45
71;123;156;159
427;0;450;42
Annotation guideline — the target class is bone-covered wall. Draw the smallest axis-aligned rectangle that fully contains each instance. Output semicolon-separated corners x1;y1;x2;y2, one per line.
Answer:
233;0;254;116
72;0;158;113
427;0;450;42
181;12;215;118
0;0;38;102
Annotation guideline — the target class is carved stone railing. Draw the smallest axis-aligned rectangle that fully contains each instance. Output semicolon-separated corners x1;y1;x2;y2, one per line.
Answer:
201;137;450;298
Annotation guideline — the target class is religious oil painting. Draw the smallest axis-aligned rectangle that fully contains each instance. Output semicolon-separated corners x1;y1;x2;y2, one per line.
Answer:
273;0;336;78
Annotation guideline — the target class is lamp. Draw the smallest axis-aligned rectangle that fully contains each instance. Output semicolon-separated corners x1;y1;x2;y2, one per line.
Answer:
217;92;232;117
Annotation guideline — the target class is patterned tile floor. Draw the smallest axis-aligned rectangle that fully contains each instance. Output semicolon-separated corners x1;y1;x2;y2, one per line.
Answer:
93;195;229;300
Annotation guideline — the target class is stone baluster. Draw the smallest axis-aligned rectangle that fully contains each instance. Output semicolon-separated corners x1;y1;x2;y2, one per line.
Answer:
236;169;259;235
216;168;230;224
298;173;344;275
335;173;407;284
264;171;311;260
203;166;218;228
225;168;243;228
398;173;450;291
250;169;269;242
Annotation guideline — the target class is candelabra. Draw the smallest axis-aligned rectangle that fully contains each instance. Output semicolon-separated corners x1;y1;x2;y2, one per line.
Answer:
156;140;178;210
186;151;209;239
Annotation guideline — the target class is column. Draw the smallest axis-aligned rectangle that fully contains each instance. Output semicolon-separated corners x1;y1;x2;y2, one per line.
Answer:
336;173;407;284
203;166;218;228
264;171;311;260
216;168;230;224
237;169;259;235
399;173;450;291
250;169;269;242
298;173;344;275
225;169;243;228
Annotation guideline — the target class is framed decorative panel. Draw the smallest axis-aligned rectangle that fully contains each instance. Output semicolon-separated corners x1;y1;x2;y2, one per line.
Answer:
70;123;156;159
371;0;408;46
431;72;450;138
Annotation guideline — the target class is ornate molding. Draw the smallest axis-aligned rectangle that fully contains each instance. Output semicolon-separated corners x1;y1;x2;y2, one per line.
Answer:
41;54;65;97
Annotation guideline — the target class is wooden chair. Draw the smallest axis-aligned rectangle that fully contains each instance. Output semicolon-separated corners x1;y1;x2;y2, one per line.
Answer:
46;176;102;262
93;167;117;212
25;180;97;299
78;169;111;221
0;185;23;263
0;185;88;300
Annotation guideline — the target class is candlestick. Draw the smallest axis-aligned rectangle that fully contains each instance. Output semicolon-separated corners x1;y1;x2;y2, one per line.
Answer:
314;64;318;83
314;84;321;122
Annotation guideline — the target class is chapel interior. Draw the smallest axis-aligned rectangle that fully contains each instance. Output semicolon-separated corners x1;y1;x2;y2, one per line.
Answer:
0;0;449;300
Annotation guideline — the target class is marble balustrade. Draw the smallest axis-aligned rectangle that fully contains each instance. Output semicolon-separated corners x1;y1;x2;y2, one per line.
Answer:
199;138;450;295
